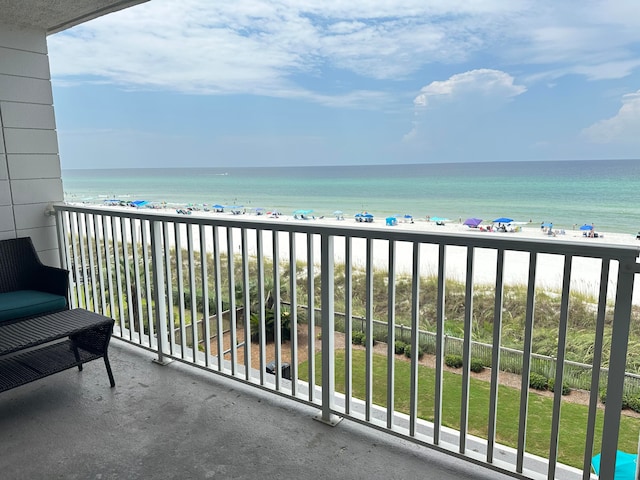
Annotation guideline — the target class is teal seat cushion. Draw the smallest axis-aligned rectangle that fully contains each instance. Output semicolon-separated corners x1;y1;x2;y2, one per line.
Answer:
0;290;67;323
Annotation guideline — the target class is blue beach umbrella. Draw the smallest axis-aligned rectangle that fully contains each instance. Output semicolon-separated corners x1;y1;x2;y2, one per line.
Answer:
430;216;450;223
580;224;594;231
493;217;514;223
592;450;637;479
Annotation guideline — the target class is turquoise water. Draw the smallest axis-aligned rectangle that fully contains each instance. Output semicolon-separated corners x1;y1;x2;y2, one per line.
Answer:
62;159;640;233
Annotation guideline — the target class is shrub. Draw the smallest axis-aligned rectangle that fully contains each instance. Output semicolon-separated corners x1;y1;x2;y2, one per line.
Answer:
403;344;424;359
623;393;640;412
395;341;407;355
548;378;570;395
599;388;607;404
250;309;291;343
352;331;365;345
445;354;463;369
529;372;548;391
470;359;485;373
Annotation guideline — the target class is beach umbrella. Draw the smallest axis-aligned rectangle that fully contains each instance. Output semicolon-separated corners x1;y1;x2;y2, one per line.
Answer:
541;222;553;228
430;216;450;223
592;450;637;479
464;218;483;227
293;209;313;215
493;217;514;223
333;210;343;215
580;224;593;231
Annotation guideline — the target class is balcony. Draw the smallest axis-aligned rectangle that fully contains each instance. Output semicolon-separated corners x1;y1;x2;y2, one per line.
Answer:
28;203;640;479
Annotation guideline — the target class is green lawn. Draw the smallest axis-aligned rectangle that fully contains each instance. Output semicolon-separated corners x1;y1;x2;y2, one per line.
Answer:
300;350;640;469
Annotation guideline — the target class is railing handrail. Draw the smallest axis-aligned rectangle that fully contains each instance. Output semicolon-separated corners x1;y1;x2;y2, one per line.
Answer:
54;203;640;261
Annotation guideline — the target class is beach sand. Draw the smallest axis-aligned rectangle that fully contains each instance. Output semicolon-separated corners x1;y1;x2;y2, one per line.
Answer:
74;204;640;303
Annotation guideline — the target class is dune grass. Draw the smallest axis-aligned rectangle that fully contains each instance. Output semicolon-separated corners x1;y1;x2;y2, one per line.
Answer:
300;349;640;469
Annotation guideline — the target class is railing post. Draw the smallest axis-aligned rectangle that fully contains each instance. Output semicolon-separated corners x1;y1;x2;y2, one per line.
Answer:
599;254;637;479
315;233;341;426
150;220;171;365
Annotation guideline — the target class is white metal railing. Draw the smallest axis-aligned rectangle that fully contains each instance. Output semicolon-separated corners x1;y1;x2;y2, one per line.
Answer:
54;203;640;480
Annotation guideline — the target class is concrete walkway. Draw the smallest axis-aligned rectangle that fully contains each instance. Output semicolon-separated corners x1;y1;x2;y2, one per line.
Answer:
0;340;514;479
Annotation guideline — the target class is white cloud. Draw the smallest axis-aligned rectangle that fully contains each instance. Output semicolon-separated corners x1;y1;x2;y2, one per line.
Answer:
47;0;640;105
404;69;526;145
582;90;640;144
413;69;526;108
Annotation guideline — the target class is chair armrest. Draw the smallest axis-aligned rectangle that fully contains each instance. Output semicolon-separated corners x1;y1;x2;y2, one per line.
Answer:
34;265;70;298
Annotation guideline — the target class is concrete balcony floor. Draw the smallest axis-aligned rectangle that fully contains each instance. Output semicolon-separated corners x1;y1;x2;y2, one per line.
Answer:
0;340;513;480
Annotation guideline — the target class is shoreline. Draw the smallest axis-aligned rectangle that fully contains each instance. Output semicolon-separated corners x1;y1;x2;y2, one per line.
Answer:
68;202;640;303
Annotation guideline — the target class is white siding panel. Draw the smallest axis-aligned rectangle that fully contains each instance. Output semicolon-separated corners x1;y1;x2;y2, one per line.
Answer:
4;128;59;154
17;225;57;252
0;205;15;232
0;74;53;104
0;155;7;179
0;24;46;54
8;154;61;179
1;102;55;129
0;47;50;79
13;202;56;230
0;127;4;153
0;231;17;241
0;180;10;205
11;178;63;204
37;247;62;268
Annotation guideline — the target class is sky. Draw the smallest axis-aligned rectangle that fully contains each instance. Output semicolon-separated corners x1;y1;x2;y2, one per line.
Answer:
48;0;640;169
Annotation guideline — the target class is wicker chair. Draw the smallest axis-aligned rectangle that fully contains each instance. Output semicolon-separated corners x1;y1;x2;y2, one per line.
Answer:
0;237;69;322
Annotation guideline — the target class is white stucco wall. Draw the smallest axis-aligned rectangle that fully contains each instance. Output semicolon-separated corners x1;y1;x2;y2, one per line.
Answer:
0;23;63;266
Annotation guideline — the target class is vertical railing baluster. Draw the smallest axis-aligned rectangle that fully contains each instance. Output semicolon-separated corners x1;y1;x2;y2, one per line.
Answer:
141;220;155;347
434;243;446;444
386;239;396;429
582;259;611;479
459;246;475;452
111;215;125;331
344;236;353;415
307;234;316;401
273;230;282;390
186;224;198;363
318;232;339;425
548;255;573;478
77;213;90;309
120;218;134;341
213;225;224;370
150;220;169;363
517;252;538;473
599;254;637;480
227;227;238;375
94;214;107;316
85;214;98;311
257;230;266;385
409;241;420;436
163;223;175;356
365;237;374;420
175;224;187;359
487;248;505;462
102;216;115;319
289;231;298;394
69;212;82;308
130;218;144;341
241;228;252;380
200;225;211;366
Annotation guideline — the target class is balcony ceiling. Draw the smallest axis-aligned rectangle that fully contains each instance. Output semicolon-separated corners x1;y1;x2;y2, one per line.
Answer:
0;0;149;34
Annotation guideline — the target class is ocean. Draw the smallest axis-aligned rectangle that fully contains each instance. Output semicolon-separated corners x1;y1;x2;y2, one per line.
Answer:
62;159;640;234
